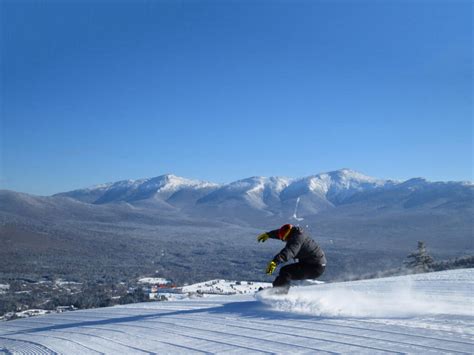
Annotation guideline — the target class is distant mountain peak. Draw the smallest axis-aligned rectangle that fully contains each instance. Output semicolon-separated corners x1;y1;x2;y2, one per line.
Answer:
54;173;219;204
318;168;383;183
144;174;218;189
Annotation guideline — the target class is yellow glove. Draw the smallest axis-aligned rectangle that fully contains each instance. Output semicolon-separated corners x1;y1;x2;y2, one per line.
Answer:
257;232;270;243
266;261;277;275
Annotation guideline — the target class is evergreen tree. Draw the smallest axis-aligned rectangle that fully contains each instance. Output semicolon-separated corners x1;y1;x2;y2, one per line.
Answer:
404;241;434;272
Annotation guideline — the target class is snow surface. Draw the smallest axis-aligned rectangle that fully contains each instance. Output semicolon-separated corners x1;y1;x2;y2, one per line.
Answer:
180;279;271;295
0;284;9;295
138;278;172;285
0;269;472;354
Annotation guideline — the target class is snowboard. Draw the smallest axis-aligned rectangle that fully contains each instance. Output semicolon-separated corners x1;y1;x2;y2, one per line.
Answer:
258;279;323;296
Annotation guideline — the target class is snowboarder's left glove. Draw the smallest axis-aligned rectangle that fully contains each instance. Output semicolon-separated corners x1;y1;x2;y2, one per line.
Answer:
266;261;277;275
257;232;270;243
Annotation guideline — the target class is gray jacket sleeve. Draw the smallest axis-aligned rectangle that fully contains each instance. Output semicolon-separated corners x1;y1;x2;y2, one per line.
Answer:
273;234;303;264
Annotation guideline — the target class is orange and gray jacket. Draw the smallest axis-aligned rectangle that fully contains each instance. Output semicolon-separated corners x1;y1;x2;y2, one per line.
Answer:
268;226;327;266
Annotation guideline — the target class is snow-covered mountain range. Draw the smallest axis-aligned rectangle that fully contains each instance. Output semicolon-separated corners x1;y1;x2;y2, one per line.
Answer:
1;269;472;353
57;174;219;206
53;168;471;220
55;168;392;205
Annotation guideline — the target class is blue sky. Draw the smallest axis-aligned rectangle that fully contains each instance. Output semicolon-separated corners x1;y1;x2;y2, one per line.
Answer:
1;0;472;195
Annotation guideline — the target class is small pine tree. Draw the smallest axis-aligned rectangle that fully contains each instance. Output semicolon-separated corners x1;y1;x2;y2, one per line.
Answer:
404;241;434;273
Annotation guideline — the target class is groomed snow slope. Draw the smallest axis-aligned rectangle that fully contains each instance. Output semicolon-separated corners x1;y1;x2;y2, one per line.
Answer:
1;269;473;354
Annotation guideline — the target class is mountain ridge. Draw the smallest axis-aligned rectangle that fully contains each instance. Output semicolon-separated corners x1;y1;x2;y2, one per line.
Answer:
47;168;472;220
2;169;471;225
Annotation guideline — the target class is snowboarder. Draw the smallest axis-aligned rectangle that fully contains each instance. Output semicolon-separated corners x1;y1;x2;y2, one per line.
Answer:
257;224;326;293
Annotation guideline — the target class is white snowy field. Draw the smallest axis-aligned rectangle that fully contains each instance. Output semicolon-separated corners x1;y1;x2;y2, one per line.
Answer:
0;269;473;354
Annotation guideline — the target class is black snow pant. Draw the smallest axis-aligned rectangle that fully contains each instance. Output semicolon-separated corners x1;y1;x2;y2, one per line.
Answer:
273;262;325;288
